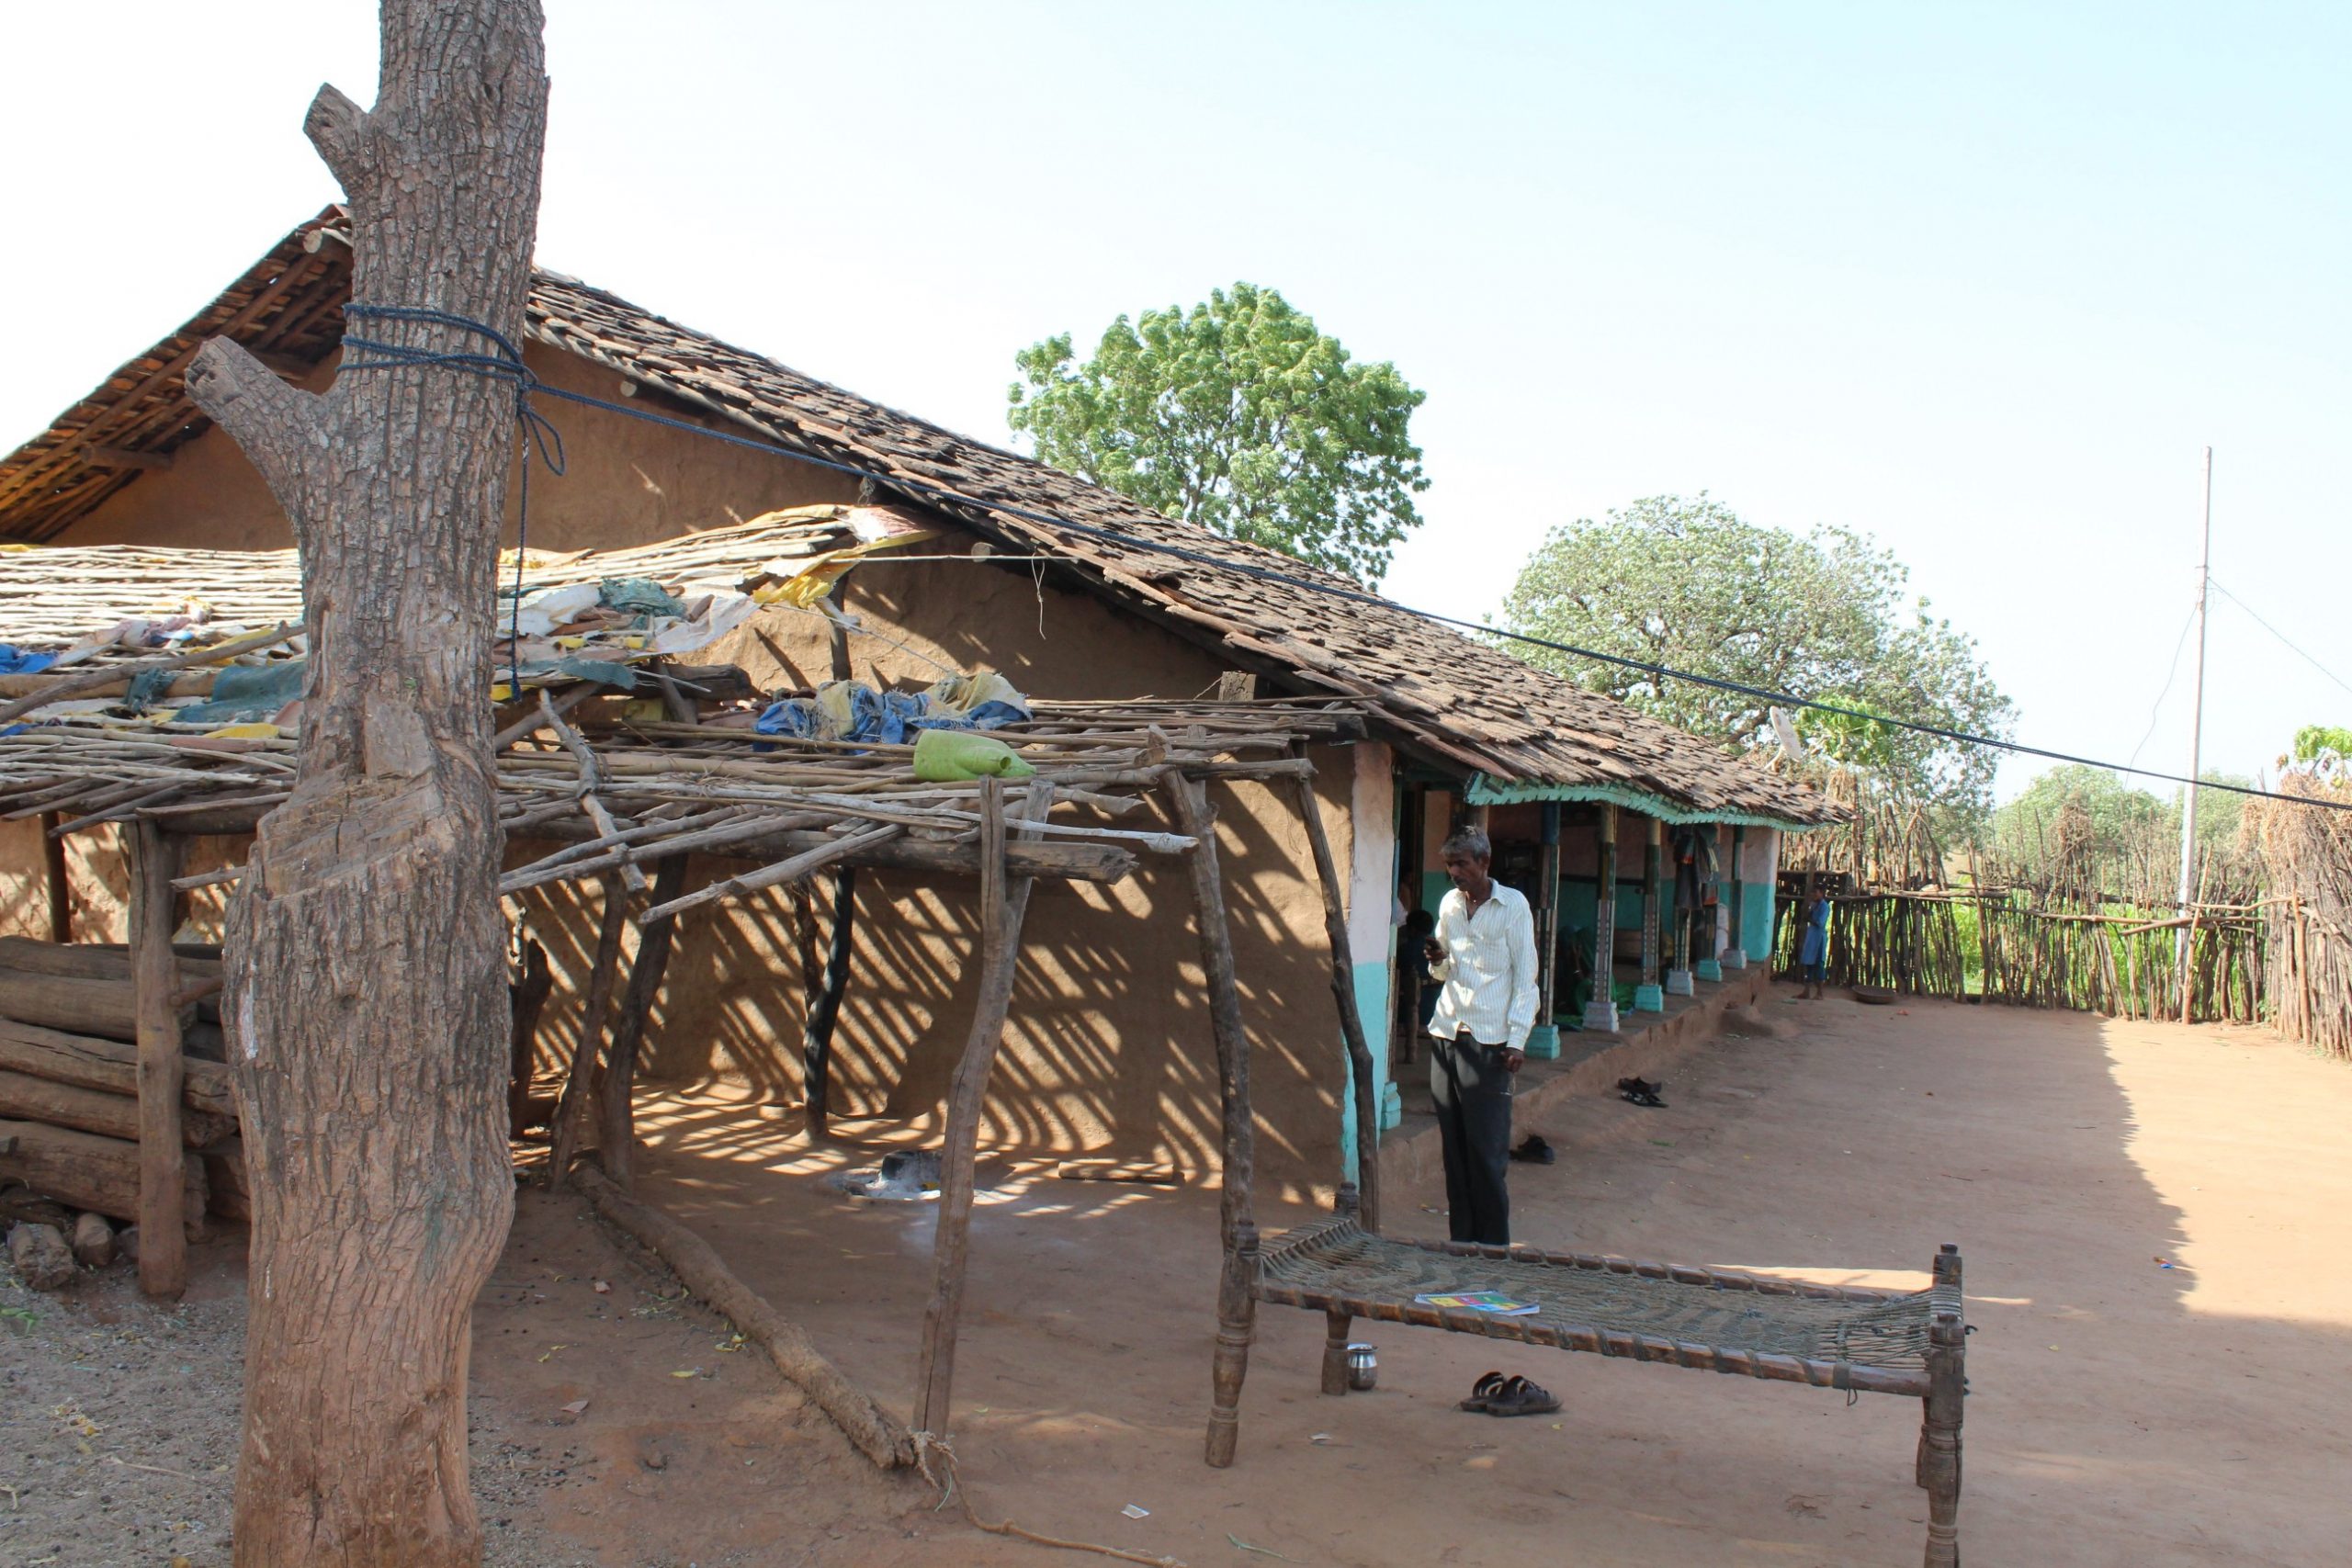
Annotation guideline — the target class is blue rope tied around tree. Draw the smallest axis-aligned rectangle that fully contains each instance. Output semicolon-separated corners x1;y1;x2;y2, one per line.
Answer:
339;304;566;700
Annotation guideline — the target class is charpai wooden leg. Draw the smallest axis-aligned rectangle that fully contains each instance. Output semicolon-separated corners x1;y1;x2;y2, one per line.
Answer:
1207;1220;1259;1467
1920;1308;1964;1568
1322;1308;1354;1396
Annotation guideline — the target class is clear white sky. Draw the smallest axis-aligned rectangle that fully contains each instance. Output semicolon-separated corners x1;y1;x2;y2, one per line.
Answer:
6;2;2346;799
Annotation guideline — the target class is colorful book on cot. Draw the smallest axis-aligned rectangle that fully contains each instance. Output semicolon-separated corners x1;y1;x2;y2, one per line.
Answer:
1413;1292;1540;1316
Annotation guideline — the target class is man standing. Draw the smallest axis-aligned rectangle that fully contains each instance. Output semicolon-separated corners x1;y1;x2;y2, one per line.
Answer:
1423;827;1541;1245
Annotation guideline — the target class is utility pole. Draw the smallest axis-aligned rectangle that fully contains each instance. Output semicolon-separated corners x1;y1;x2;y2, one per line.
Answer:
2175;446;2213;1005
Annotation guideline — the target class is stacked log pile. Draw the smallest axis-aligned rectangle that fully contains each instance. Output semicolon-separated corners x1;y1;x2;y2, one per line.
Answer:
0;937;240;1265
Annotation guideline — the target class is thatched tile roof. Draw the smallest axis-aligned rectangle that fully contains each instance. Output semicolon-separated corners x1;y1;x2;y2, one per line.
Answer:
0;209;1839;827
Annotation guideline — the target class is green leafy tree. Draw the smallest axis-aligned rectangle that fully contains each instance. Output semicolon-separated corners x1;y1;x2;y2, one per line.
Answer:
1008;283;1428;584
1497;494;2014;811
2291;724;2352;763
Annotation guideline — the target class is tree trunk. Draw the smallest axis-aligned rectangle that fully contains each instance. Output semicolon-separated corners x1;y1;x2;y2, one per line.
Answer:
181;3;548;1562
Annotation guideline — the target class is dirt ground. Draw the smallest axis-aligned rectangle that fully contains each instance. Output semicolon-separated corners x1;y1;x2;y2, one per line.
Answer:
6;990;2349;1566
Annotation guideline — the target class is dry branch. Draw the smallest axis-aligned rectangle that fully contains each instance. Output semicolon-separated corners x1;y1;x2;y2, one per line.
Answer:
572;1161;914;1469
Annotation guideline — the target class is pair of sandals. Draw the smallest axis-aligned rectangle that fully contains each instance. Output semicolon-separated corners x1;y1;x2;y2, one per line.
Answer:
1459;1371;1561;1417
1617;1076;1667;1108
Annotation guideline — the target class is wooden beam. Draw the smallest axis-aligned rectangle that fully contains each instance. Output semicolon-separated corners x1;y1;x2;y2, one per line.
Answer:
0;1015;238;1119
1161;772;1261;1469
801;867;855;1143
595;854;688;1189
82;446;173;472
1284;763;1382;1235
506;938;552;1138
129;818;187;1298
41;813;70;943
1534;801;1562;1034
573;1163;912;1468
1641;814;1663;988
548;872;628;1183
913;777;1049;1438
639;824;902;927
828;579;854;682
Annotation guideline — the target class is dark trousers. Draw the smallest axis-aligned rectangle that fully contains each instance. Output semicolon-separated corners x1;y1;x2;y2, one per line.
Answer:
1430;1032;1512;1245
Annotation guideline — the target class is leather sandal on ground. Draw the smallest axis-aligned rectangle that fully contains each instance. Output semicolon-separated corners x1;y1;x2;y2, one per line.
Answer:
1457;1371;1509;1412
1484;1374;1562;1417
1509;1134;1555;1164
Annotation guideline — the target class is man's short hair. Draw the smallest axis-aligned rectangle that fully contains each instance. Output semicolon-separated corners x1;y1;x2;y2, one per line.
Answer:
1441;827;1491;862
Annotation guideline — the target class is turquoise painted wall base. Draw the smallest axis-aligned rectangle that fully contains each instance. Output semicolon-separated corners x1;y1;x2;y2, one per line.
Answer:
1343;961;1397;1182
1720;949;1747;970
1695;958;1724;982
1744;883;1775;964
1523;1023;1561;1060
1581;999;1622;1032
1634;984;1665;1013
1664;968;1694;997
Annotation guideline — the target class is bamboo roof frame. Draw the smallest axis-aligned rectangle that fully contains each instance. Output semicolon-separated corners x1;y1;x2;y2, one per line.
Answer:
3;664;1386;1467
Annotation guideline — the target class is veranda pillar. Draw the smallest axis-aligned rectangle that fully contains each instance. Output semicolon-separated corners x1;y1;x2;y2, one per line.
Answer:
1634;816;1665;1012
1693;826;1725;984
1721;825;1749;970
1581;807;1621;1032
1665;822;1695;998
1524;801;1562;1059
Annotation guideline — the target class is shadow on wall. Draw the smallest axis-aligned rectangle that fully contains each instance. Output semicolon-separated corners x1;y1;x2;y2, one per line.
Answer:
0;819;247;944
0;772;1354;1187
507;771;1351;1184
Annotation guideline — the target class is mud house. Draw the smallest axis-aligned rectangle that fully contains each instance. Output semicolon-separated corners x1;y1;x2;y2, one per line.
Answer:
0;209;1839;1189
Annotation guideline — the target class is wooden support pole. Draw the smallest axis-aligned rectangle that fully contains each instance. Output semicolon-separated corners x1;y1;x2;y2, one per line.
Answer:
913;777;1047;1438
1669;830;1691;975
128;818;186;1297
1162;773;1261;1470
1727;825;1747;958
1585;807;1621;1031
506;938;552;1138
801;867;857;1143
41;812;70;943
572;1163;913;1469
548;874;628;1184
828;579;854;682
1530;802;1562;1055
1284;764;1382;1235
1642;817;1663;986
596;854;689;1190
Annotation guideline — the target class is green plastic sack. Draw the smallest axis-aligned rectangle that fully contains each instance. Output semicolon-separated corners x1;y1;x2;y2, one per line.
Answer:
912;728;1036;782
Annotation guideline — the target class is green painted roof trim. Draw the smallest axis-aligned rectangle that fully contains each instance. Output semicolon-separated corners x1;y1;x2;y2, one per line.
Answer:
1464;774;1825;832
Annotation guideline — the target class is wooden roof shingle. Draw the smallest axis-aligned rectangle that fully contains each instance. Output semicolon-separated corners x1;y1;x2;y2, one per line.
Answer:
0;209;1840;827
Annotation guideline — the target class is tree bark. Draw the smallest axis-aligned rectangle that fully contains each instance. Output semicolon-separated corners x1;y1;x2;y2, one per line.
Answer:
181;3;548;1562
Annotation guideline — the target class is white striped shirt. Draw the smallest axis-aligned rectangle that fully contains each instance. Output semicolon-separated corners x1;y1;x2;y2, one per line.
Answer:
1425;881;1541;1050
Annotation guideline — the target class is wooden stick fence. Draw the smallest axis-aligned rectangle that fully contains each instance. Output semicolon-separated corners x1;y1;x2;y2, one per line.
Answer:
1772;886;2270;1023
2251;772;2352;1060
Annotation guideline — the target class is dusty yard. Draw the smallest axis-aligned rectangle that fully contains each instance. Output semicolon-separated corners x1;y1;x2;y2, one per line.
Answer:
6;991;2348;1566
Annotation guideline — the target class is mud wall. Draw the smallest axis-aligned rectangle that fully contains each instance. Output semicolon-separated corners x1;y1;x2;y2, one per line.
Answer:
14;366;1373;1179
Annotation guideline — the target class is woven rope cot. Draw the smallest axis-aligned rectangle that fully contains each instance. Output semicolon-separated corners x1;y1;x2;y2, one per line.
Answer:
1219;1204;1968;1567
1255;1214;1959;1394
